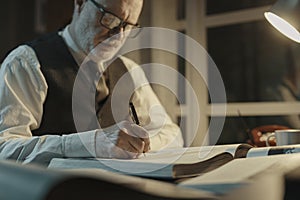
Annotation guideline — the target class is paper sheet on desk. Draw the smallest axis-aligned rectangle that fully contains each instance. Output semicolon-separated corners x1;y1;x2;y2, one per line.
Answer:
179;154;300;195
179;156;279;185
178;156;280;195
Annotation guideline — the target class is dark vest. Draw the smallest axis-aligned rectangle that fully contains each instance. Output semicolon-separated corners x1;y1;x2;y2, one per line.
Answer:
27;32;134;136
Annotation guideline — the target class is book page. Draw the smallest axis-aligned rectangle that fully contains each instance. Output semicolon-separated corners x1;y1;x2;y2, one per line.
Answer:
139;144;250;164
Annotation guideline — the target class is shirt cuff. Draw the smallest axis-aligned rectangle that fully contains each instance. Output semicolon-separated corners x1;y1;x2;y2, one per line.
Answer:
62;130;97;158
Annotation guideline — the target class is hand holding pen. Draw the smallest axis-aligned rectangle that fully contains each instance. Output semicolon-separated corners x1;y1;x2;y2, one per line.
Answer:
95;103;150;159
129;102;150;155
105;121;150;159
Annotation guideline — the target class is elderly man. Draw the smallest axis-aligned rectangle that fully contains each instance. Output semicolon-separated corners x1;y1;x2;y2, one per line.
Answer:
0;0;183;165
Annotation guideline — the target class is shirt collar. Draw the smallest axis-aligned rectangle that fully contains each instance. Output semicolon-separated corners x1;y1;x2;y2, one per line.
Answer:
59;26;106;72
59;26;86;66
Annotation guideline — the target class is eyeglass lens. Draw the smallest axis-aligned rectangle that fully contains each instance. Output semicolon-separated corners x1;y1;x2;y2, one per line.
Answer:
101;13;137;32
101;13;121;29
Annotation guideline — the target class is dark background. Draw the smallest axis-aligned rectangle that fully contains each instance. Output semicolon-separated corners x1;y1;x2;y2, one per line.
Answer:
0;0;73;61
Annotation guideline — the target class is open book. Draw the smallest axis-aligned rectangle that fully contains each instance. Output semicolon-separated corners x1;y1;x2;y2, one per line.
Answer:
48;144;253;180
48;144;300;180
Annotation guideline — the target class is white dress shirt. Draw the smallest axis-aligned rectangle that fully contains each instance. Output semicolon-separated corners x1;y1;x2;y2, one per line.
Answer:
0;27;183;165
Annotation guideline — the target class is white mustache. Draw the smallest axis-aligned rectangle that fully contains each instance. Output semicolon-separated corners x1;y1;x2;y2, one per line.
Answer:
101;33;126;48
100;42;119;48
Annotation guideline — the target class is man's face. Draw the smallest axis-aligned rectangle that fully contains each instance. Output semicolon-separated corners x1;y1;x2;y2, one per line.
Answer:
74;0;143;61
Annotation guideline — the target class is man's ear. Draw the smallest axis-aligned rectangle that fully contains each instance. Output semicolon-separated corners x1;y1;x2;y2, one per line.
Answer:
74;0;86;14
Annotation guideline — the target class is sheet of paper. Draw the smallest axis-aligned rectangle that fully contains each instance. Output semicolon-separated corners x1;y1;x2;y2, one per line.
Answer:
180;154;300;186
180;156;277;185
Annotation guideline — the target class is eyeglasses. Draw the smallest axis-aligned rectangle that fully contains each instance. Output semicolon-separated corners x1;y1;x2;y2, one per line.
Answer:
88;0;141;36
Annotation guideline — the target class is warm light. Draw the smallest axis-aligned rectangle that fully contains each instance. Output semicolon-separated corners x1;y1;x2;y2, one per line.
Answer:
265;12;300;43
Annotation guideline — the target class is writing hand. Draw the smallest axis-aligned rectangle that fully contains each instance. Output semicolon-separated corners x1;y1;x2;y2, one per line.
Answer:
95;121;150;159
116;122;150;155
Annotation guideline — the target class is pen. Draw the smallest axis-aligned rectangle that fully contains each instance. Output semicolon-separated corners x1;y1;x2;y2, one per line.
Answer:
129;102;145;156
129;102;140;125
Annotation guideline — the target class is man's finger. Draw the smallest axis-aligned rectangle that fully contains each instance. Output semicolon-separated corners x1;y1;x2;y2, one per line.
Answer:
116;129;145;153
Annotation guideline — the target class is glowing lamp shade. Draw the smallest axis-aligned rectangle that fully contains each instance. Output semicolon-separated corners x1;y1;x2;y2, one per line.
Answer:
265;12;300;42
265;0;300;43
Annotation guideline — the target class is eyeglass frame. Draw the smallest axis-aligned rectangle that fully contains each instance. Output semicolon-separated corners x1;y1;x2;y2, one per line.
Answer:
88;0;141;32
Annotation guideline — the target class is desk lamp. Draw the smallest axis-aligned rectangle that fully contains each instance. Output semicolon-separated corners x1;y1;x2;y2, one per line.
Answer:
265;0;300;43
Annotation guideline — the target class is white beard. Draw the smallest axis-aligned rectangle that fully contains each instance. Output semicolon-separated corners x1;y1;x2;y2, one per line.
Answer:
75;17;126;63
90;34;126;63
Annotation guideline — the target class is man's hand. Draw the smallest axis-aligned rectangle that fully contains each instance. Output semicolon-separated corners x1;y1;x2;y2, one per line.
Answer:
95;121;150;159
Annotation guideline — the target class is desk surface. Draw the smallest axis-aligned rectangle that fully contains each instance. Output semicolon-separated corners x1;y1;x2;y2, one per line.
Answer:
62;168;217;200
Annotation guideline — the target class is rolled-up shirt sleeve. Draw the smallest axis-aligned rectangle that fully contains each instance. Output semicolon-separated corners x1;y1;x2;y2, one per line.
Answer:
0;45;96;165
